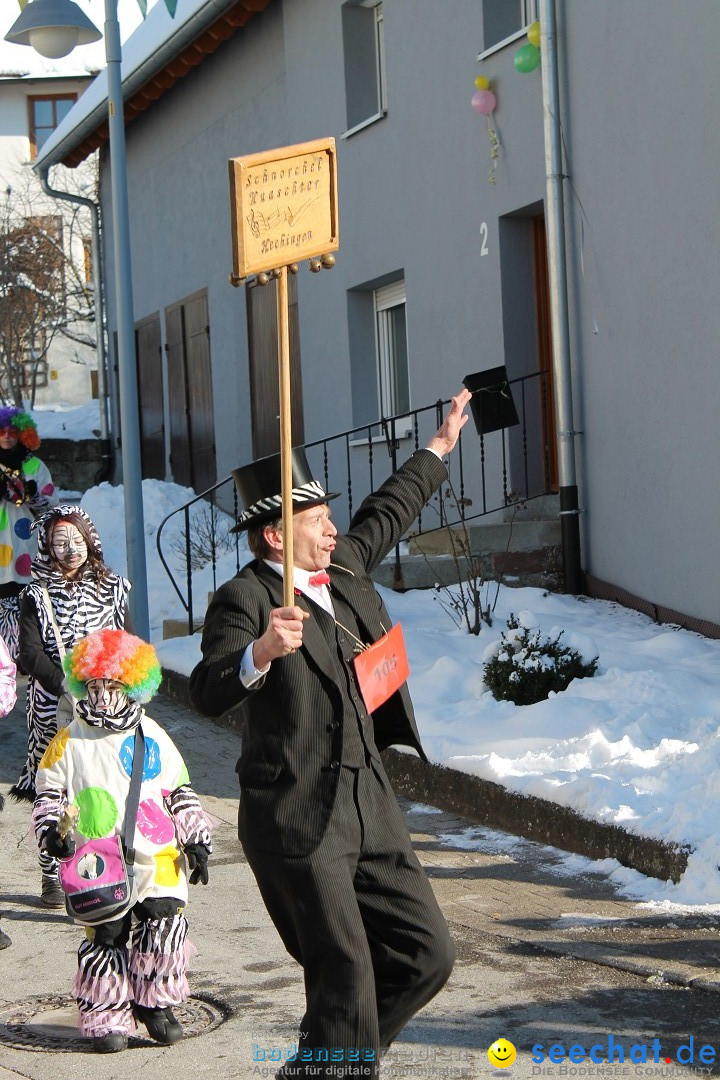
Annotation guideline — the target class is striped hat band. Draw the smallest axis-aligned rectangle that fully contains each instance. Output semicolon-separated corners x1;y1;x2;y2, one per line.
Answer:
237;480;330;525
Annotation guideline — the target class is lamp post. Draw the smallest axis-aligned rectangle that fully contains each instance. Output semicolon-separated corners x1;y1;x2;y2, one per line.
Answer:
6;0;151;639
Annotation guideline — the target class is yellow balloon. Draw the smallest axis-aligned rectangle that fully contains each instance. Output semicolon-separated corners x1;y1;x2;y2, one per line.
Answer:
474;75;490;90
527;20;541;47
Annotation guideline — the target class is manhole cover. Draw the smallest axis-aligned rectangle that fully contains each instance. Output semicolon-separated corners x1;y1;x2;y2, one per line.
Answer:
0;992;230;1052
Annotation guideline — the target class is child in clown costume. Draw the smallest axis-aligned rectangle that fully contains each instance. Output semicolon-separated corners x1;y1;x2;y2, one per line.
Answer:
32;628;213;1054
0;407;57;659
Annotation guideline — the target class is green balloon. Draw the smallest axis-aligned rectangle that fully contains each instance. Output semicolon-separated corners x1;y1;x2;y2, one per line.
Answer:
514;43;541;73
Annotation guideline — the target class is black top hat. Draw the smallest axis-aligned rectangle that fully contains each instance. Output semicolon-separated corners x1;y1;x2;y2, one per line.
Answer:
463;366;519;435
230;447;341;533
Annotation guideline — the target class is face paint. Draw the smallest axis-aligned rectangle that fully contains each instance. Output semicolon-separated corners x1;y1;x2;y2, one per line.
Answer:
51;522;88;576
85;679;129;719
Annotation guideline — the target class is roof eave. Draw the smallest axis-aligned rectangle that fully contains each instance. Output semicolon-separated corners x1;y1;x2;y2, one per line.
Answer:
33;0;270;172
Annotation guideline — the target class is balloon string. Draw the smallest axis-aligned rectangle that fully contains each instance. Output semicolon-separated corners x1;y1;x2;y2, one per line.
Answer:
486;116;501;185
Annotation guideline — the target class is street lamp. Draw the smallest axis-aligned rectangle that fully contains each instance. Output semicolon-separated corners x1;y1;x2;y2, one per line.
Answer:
6;0;151;639
5;0;101;58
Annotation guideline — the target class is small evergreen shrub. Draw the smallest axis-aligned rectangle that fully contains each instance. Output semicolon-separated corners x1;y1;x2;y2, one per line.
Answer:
483;614;598;706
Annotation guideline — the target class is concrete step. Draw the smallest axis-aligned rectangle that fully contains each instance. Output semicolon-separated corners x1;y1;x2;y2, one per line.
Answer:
408;518;560;558
503;492;560;521
372;550;562;593
383;515;562;592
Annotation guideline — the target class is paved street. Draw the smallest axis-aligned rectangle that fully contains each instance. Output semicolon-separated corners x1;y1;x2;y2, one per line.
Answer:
2;687;720;1079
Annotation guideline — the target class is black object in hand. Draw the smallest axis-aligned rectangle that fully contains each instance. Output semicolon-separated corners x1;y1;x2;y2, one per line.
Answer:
44;822;76;859
184;842;210;885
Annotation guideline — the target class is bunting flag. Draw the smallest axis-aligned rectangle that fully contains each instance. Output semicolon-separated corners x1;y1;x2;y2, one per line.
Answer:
135;0;179;16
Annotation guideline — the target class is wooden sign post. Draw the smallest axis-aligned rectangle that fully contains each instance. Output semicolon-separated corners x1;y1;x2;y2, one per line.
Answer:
228;138;339;606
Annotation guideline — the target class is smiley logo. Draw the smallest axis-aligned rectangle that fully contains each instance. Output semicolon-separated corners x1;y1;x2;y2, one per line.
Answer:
488;1039;517;1068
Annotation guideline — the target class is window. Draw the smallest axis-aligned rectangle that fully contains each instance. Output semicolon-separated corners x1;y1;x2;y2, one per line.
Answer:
28;95;76;158
481;0;538;54
341;0;386;137
375;280;409;418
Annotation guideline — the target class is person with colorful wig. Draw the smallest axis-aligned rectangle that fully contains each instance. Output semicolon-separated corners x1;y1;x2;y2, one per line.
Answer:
0;406;57;659
10;505;131;908
32;628;213;1054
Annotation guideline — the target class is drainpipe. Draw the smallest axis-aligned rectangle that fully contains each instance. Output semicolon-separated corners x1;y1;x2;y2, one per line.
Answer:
538;0;583;594
36;166;114;484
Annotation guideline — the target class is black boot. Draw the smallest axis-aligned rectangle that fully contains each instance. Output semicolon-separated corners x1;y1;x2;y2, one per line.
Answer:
134;1004;183;1045
40;873;65;908
93;1032;128;1053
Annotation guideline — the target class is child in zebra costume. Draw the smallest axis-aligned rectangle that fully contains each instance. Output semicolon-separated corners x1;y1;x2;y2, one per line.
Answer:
0;407;57;660
10;506;131;907
33;628;212;1053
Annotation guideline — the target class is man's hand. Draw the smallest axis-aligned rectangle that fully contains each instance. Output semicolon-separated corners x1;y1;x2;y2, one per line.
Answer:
425;388;472;458
184;843;210;885
252;605;310;669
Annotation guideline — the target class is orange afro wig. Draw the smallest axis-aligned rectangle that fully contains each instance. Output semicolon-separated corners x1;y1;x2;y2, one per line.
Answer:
0;406;40;451
64;628;161;703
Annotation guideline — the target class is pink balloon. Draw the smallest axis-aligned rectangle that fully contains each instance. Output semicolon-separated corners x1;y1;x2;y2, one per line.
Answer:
471;89;496;115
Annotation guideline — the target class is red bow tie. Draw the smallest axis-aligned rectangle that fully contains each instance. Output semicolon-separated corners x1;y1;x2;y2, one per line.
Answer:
308;571;330;587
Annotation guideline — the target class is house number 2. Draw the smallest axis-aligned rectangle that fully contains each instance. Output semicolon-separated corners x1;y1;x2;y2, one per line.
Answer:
480;222;489;256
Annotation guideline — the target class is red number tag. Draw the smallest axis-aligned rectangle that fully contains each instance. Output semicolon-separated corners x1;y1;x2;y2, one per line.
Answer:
353;622;409;714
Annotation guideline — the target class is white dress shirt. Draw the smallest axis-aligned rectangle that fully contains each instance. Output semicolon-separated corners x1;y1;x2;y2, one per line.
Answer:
239;560;334;687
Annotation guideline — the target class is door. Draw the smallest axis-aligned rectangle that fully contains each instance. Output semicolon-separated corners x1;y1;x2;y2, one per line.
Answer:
246;273;304;459
134;313;165;480
163;289;216;492
164;302;192;487
183;292;216;494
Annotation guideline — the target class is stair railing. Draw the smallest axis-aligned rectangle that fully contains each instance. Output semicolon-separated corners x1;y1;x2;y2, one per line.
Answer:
156;371;552;634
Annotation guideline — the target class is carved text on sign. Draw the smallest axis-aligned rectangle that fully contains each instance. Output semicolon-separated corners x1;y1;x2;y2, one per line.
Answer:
229;138;339;276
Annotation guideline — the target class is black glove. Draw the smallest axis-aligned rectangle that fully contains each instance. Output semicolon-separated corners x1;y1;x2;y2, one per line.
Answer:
24;479;37;498
44;822;76;860
184;842;210;885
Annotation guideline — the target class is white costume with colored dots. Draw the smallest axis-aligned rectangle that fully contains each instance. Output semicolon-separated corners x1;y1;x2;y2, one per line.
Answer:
33;698;212;1039
36;714;194;906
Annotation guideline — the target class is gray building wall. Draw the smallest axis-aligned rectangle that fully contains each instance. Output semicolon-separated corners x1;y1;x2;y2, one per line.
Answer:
475;0;720;625
102;0;720;625
103;0;499;521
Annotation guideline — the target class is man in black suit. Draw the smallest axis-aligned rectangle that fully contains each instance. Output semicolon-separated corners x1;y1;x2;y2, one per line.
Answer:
190;388;471;1078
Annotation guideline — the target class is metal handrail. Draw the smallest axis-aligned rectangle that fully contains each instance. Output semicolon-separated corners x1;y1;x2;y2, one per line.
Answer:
156;372;553;634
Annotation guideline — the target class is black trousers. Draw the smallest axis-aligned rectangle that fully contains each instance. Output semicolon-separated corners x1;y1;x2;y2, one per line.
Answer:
243;759;455;1079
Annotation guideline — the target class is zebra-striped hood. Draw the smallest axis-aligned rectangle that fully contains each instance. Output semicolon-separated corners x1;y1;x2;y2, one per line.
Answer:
30;505;103;584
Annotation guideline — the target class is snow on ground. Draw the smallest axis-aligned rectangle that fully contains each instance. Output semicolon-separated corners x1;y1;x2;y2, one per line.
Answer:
22;404;720;906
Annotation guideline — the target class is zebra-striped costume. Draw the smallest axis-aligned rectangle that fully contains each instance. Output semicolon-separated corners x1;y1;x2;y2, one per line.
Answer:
10;506;130;814
33;699;212;1038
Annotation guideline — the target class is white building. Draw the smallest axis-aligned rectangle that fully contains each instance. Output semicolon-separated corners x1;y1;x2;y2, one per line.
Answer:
0;2;143;407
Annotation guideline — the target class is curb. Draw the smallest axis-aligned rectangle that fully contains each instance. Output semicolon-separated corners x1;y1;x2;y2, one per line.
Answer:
380;748;690;884
160;669;690;885
480;931;720;995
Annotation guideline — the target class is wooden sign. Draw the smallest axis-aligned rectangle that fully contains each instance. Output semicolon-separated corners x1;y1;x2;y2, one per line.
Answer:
229;137;339;278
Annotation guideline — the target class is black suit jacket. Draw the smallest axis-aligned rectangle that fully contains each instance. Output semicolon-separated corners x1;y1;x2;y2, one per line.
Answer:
189;449;447;856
